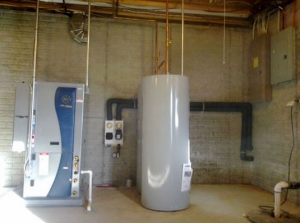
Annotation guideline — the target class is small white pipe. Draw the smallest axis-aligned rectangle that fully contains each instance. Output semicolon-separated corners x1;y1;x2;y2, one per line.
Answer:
274;181;289;218
181;0;184;76
81;170;93;212
85;0;91;94
27;0;40;177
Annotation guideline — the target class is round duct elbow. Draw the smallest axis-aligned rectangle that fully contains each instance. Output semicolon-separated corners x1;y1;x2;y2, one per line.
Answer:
70;12;88;43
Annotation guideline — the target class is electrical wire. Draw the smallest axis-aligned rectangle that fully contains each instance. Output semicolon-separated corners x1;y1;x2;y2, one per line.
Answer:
281;105;296;205
257;104;296;212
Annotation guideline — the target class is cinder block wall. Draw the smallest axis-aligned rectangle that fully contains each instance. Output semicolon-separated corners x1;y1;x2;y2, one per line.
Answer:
0;9;251;188
251;3;300;204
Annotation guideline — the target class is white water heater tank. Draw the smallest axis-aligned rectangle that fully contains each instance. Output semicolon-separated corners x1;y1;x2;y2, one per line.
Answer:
139;75;192;211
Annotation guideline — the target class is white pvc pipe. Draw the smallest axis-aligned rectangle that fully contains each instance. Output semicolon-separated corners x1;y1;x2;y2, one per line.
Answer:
181;0;184;76
274;181;289;218
27;0;40;177
85;0;91;94
81;170;93;212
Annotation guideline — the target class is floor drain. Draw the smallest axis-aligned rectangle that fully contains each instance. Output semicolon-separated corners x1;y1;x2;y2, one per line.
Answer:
246;209;300;223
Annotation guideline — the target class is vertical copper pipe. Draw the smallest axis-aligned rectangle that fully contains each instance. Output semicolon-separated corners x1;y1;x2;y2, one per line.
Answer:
155;22;158;74
292;0;296;27
166;0;169;74
112;0;115;17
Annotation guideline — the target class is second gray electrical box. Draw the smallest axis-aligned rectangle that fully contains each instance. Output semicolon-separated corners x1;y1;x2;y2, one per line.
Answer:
271;26;295;84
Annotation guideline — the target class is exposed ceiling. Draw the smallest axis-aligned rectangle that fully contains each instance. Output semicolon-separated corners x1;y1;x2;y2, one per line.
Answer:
0;0;294;28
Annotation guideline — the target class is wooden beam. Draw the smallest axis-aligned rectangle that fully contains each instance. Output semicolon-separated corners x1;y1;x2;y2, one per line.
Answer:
0;1;251;27
92;0;251;15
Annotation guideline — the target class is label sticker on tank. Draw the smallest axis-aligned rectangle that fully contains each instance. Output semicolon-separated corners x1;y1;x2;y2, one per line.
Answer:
181;163;193;192
39;153;49;176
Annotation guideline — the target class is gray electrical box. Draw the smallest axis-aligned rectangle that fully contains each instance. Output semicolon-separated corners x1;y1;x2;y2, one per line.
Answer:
12;83;30;152
271;26;295;84
248;34;272;102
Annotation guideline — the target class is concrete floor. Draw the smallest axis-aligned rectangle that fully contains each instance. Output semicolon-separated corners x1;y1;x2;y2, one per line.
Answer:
1;185;300;223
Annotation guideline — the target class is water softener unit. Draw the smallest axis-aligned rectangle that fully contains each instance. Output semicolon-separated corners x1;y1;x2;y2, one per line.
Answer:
14;82;85;206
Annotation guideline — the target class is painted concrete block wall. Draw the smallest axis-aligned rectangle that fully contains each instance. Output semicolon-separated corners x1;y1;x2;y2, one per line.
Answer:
250;3;300;204
0;10;34;186
0;9;251;187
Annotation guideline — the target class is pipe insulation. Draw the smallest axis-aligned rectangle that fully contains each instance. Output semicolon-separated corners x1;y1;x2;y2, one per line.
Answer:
81;170;93;212
190;102;253;161
106;99;253;161
116;100;137;120
106;98;137;120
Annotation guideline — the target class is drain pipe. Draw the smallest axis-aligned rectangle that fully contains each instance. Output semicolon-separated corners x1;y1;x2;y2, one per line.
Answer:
274;181;289;218
274;181;300;218
81;170;93;212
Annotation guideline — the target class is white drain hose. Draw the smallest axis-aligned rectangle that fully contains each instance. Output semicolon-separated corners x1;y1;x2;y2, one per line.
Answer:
81;170;93;212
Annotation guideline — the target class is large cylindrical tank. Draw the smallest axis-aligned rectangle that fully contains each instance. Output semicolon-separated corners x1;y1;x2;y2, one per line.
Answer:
139;74;192;211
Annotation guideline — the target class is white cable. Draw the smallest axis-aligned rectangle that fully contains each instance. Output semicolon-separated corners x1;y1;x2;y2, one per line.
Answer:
181;0;184;75
223;0;226;64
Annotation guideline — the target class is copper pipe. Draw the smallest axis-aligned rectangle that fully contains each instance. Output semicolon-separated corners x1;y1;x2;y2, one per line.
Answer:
155;22;158;74
112;0;115;17
166;0;169;74
158;61;165;73
111;16;158;74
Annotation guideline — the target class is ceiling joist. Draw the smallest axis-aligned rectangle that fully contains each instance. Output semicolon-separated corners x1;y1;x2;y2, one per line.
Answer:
0;0;294;28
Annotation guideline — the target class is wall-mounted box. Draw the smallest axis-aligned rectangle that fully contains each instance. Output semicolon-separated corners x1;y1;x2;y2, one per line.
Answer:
248;34;272;102
271;26;295;84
